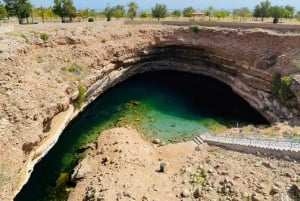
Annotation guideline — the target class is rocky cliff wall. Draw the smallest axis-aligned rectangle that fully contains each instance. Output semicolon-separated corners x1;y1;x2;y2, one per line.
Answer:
86;28;300;125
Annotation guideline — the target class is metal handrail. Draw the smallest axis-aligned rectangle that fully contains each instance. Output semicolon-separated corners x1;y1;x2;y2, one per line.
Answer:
200;133;300;152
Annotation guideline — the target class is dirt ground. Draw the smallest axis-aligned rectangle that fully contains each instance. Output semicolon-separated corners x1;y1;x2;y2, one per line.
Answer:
68;127;300;201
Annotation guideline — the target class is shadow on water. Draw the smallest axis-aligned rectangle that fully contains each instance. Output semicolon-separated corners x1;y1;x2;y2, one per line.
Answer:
15;70;268;201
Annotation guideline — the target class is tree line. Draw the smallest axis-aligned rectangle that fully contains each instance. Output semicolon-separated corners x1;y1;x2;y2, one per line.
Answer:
0;0;300;24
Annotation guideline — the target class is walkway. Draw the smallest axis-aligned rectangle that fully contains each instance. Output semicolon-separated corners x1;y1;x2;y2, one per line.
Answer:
194;133;300;152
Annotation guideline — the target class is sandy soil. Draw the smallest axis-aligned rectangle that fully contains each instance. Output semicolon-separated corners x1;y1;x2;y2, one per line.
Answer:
68;127;300;201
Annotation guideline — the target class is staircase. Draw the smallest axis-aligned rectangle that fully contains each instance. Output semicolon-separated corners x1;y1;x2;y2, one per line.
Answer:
193;133;300;161
193;135;205;145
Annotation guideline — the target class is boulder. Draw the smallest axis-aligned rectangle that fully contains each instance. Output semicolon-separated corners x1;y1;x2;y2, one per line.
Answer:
181;189;191;198
152;138;161;144
71;162;91;182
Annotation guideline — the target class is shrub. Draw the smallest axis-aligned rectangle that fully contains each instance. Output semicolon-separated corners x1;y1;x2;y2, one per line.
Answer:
88;17;94;22
61;64;82;74
40;33;49;41
270;72;293;103
192;24;200;33
75;85;86;109
190;168;208;186
139;11;149;18
101;39;106;43
280;76;292;103
271;72;281;96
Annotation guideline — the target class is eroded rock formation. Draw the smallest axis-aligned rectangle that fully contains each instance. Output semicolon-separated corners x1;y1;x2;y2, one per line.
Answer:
0;22;300;200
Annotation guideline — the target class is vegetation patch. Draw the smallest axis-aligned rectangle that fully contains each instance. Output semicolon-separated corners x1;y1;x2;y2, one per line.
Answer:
271;72;293;103
61;64;82;74
88;17;94;22
40;33;49;41
75;85;86;109
280;76;292;103
192;24;200;33
190;167;208;186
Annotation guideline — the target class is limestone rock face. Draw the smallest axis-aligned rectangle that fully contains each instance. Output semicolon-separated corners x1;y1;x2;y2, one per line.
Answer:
0;22;300;200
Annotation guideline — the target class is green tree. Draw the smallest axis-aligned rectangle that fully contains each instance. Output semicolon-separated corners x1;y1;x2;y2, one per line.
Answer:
3;0;14;17
33;7;57;21
269;5;282;23
281;7;291;19
139;10;149;18
214;9;229;20
233;7;252;21
4;0;32;24
151;4;167;21
253;0;271;22
0;2;7;20
112;5;125;19
104;5;112;21
53;0;76;23
127;1;138;21
171;9;181;18
284;5;294;18
182;6;195;18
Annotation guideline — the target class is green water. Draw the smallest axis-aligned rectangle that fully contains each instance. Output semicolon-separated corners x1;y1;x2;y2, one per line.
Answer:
15;71;268;201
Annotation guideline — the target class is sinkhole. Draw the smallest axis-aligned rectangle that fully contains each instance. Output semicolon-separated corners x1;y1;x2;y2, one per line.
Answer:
15;70;268;201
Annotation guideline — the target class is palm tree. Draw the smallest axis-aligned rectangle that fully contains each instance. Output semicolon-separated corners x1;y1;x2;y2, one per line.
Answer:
127;1;138;21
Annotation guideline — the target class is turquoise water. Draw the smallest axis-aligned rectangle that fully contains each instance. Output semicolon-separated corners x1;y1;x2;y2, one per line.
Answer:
15;71;268;201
